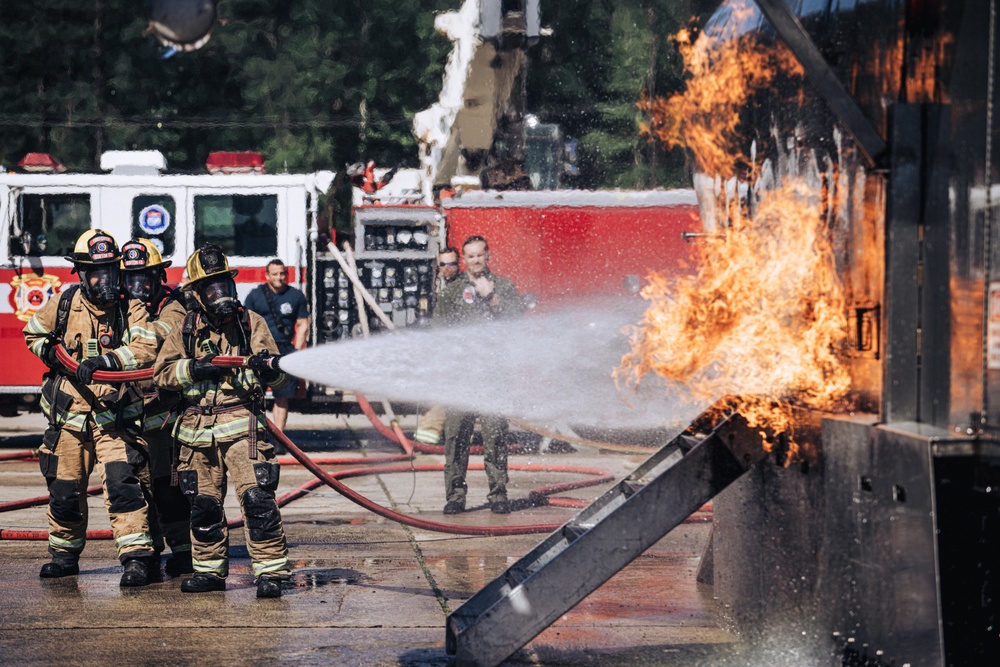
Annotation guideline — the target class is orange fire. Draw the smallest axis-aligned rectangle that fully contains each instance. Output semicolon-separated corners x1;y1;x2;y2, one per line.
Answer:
623;1;853;457
638;2;804;180
618;182;852;456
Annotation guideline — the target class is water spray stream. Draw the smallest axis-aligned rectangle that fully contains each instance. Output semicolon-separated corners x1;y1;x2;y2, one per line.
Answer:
281;299;712;431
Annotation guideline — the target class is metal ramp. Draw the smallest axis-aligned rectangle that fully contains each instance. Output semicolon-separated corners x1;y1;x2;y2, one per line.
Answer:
445;414;766;667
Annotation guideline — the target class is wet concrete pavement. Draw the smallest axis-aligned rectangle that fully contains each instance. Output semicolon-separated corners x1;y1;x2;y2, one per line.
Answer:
0;411;738;666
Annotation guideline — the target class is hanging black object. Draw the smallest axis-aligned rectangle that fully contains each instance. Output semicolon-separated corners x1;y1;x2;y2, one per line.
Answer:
145;0;219;53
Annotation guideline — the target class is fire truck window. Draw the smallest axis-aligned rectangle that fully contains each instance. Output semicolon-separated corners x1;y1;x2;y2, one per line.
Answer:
193;194;278;256
131;195;176;257
12;194;91;257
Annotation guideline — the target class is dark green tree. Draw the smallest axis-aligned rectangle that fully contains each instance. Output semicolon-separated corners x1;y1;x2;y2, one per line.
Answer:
527;0;714;189
0;1;712;189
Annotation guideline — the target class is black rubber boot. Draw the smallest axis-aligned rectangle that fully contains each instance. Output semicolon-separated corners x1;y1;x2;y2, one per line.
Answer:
120;557;151;587
39;560;79;578
164;551;193;577
144;555;164;583
490;499;511;515
256;577;282;599
443;501;465;515
181;573;226;593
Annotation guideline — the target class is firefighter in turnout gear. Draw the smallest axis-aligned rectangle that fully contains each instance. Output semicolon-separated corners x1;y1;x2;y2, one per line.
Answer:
23;229;160;586
153;244;292;598
121;238;193;576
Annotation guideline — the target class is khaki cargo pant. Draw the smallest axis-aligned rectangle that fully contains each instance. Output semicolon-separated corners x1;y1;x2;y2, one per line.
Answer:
443;411;509;506
176;434;289;581
40;422;154;563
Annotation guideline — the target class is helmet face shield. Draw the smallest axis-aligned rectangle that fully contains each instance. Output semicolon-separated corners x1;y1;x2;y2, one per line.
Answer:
80;265;121;307
124;269;158;303
197;275;238;321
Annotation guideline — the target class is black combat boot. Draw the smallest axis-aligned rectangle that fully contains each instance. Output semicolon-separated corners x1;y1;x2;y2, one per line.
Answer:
181;573;226;593
120;557;151;587
39;560;80;578
256;577;282;599
164;551;193;577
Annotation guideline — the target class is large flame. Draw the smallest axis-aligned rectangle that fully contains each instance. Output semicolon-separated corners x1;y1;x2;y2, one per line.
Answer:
618;182;851;456
638;3;805;180
624;0;853;457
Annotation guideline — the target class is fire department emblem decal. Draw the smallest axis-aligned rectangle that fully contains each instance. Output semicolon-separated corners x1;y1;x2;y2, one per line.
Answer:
138;204;170;235
122;244;147;269
462;285;476;304
88;235;115;261
10;274;62;322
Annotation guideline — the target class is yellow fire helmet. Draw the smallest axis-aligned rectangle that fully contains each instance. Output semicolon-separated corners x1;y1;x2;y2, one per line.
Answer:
65;229;121;268
121;238;172;272
183;244;238;290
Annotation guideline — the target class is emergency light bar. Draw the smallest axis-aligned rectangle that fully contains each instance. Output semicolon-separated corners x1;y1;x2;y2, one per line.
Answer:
206;151;266;175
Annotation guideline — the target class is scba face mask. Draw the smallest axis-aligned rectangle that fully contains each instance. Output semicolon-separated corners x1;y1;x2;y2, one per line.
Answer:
198;275;239;321
124;270;158;303
81;265;121;307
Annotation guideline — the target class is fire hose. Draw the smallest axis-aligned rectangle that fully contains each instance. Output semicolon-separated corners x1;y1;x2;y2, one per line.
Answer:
0;351;668;539
0;450;37;462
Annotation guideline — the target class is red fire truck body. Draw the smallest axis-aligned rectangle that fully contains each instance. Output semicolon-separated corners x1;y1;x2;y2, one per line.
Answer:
442;190;700;310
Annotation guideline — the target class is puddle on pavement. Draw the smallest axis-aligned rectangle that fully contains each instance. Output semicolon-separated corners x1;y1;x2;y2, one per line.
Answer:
293;568;371;589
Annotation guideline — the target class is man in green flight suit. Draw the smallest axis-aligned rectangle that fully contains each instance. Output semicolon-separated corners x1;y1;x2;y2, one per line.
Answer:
433;235;523;515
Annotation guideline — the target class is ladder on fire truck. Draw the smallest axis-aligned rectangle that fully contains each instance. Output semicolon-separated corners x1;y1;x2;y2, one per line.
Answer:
445;413;766;667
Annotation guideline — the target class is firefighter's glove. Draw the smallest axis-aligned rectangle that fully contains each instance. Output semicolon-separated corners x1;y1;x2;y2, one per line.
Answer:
190;354;223;382
247;351;281;384
41;342;62;369
75;353;121;384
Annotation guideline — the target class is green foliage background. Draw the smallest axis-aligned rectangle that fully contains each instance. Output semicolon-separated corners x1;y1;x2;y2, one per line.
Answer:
0;1;714;187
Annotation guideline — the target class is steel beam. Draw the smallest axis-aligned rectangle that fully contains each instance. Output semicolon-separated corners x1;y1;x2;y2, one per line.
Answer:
752;0;887;168
446;415;766;667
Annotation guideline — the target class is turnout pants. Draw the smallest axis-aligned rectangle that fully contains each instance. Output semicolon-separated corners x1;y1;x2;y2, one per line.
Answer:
415;404;446;444
142;429;192;555
176;435;289;581
38;422;155;564
443;411;509;506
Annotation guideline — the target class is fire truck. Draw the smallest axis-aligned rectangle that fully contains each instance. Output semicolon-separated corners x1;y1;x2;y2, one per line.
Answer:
0;149;334;414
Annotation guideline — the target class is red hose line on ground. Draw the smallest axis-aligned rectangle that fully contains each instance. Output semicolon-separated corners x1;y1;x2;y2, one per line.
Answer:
0;451;37;462
1;529;113;540
270;417;612;536
0;478;326;540
0;485;102;513
274;453;414;467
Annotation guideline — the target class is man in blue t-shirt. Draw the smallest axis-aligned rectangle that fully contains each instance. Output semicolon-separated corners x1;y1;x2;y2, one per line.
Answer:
244;259;310;432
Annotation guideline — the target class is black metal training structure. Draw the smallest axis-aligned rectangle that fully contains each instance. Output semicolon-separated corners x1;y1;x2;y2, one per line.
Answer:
448;0;1000;665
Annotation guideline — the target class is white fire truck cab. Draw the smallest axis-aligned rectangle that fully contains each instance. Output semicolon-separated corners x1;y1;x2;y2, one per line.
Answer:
0;150;333;413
